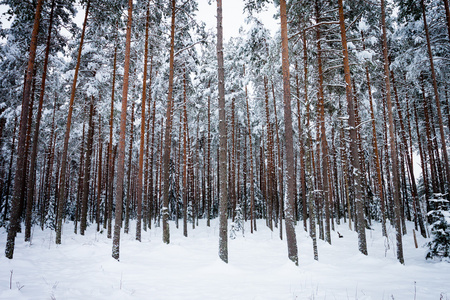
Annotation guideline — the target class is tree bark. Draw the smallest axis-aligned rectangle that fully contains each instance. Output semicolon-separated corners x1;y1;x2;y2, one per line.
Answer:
107;39;118;236
25;0;56;242
80;97;95;235
361;31;387;237
381;0;404;264
443;0;450;44
5;0;44;259
390;70;427;238
207;80;212;227
338;0;367;256
217;0;228;263
280;0;299;265
96;116;103;232
124;102;135;234
183;67;189;237
136;1;150;241
244;66;255;234
55;0;90;245
421;0;450;190
314;2;331;244
161;0;176;244
112;0;133;261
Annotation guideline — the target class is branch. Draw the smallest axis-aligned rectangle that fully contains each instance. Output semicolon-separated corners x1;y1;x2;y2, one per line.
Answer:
175;39;206;56
288;21;340;40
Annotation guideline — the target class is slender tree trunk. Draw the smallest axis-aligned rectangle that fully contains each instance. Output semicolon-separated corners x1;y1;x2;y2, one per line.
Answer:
338;0;367;256
314;3;331;244
80;97;95;235
244;66;255;233
263;77;274;231
22;78;36;224
298;47;307;231
183;68;189;237
161;0;176;244
148;101;156;228
24;0;56;242
270;82;283;237
207;81;212;227
42;98;56;229
217;0;228;263
443;0;450;43
390;70;426;238
381;0;404;264
5;0;44;259
3;117;18;225
413;98;431;208
307;98;318;260
230;97;237;221
136;2;150;241
280;0;299;265
112;0;133;261
96;116;103;232
75;123;86;234
55;0;90;245
108;146;117;237
361;31;386;237
106;39;118;235
421;0;450;188
124;102;135;234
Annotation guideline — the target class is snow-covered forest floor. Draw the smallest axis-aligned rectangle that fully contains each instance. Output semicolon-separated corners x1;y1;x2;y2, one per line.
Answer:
0;219;448;300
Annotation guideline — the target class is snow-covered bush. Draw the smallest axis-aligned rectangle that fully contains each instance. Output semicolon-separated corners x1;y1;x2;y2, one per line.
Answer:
426;196;450;262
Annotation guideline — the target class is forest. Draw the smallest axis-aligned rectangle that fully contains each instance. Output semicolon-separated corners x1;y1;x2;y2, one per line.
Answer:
0;0;450;275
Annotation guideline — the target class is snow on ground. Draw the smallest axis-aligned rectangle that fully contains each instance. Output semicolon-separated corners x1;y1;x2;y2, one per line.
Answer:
0;219;448;300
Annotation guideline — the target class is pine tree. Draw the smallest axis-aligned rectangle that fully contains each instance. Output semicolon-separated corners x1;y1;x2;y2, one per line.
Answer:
5;0;44;259
217;0;228;264
280;0;299;265
112;0;133;261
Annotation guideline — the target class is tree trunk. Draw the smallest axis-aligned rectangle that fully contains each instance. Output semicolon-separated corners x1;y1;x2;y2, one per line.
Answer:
280;0;298;265
55;0;90;245
381;0;404;264
298;45;308;231
96;116;103;232
314;3;331;244
42;98;56;229
338;0;367;256
24;0;56;242
207;81;212;227
3;117;18;225
263;77;274;231
124;102;135;234
361;31;387;237
443;0;450;45
148;101;157;228
107;39;118;236
75;123;86;234
161;0;176;244
5;0;44;259
183;68;189;237
421;0;450;190
112;0;133;261
244;66;255;234
217;0;228;263
390;70;427;238
80;97;95;235
136;2;150;241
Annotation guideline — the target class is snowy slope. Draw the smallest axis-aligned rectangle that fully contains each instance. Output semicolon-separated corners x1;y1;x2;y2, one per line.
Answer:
0;219;448;299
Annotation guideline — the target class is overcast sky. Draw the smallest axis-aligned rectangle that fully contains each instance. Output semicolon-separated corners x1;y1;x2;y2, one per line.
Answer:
196;0;279;41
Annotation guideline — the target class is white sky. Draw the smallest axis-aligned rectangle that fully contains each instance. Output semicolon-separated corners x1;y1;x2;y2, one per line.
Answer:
196;0;279;41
